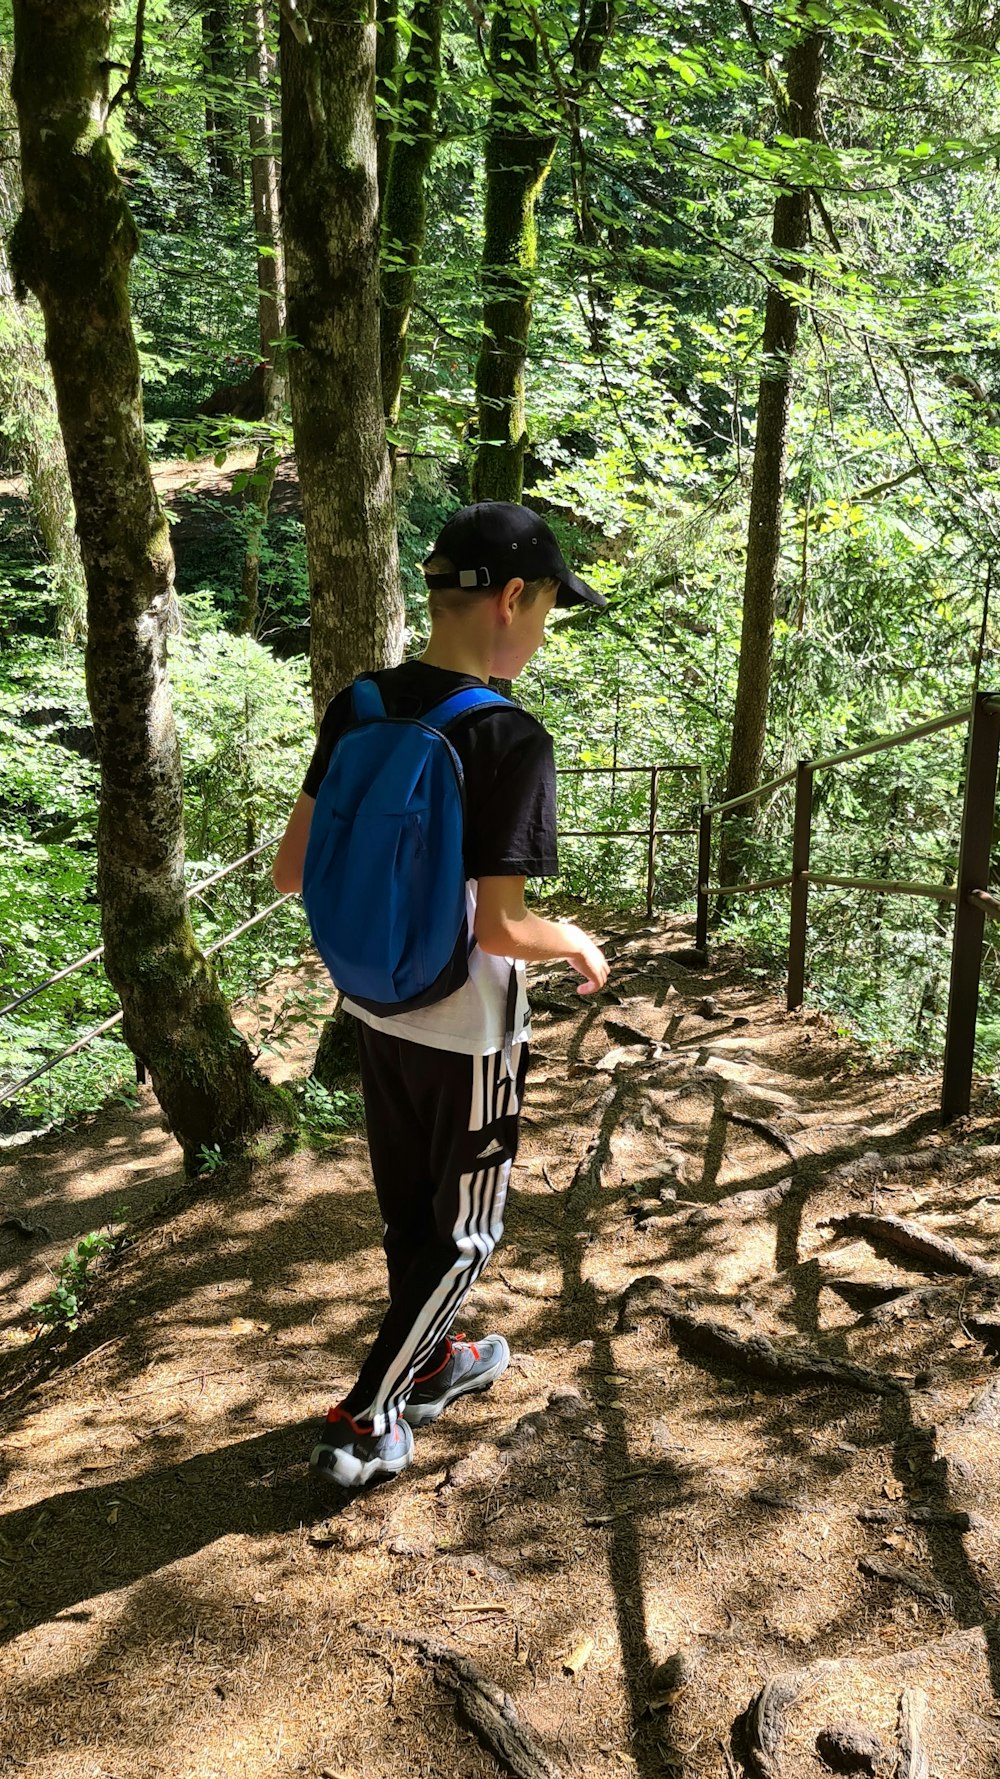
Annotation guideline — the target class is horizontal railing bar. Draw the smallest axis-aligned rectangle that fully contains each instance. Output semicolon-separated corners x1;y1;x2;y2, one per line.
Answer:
557;764;700;776
707;874;794;896
203;894;292;955
0;835;285;1020
810;706;971;772
0;895;297;1106
560;827;698;839
807;872;959;901
968;888;1000;918
186;834;282;900
0;944;106;1022
707;767;798;817
0;1008;124;1106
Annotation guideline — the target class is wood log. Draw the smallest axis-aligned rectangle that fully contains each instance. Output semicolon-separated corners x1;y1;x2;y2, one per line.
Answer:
896;1687;929;1779
857;1556;953;1614
355;1624;563;1779
824;1213;994;1278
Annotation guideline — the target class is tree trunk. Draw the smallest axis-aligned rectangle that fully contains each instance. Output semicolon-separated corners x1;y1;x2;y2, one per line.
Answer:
375;0;399;206
472;0;557;504
280;0;404;721
203;2;242;191
720;22;825;886
379;0;444;438
10;0;292;1171
0;48;86;644
235;0;286;637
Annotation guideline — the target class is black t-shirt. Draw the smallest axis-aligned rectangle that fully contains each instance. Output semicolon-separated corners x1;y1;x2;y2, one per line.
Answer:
302;661;559;879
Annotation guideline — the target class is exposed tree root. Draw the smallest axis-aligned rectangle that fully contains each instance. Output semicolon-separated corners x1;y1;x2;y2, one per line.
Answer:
896;1687;929;1779
736;1670;812;1778
957;1374;1000;1429
856;1505;975;1531
726;1109;800;1158
815;1720;889;1775
664;1306;906;1396
685;1178;795;1225
867;1285;950;1325
857;1556;953;1614
355;1624;563;1779
823;1212;994;1278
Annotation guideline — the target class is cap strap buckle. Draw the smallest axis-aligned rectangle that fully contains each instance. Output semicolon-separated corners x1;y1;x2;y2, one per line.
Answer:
458;566;491;588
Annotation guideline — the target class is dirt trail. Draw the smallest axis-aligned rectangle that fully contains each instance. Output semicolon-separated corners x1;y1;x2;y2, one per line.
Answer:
1;916;999;1779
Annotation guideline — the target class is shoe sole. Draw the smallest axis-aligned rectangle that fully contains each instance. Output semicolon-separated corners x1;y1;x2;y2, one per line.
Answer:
403;1338;511;1428
309;1441;413;1491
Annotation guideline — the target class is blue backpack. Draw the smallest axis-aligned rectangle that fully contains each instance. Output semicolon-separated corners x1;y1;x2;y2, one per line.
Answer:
302;675;511;1014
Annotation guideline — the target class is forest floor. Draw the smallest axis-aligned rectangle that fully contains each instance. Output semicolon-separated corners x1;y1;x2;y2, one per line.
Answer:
1;915;1000;1779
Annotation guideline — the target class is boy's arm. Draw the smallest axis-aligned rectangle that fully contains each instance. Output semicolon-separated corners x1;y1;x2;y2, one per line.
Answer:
474;876;609;995
272;791;315;893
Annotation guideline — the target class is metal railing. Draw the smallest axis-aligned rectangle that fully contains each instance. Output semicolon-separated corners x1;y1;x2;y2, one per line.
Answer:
558;762;703;915
1;763;698;1111
695;691;1000;1120
0;838;293;1108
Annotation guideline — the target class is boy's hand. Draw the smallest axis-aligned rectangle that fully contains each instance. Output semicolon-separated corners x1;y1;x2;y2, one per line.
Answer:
563;925;610;995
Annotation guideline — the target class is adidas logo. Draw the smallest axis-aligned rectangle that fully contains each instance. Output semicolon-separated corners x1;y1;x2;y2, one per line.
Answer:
476;1138;506;1161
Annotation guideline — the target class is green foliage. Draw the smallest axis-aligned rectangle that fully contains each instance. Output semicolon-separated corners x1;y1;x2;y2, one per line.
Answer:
29;1226;124;1332
293;1077;366;1147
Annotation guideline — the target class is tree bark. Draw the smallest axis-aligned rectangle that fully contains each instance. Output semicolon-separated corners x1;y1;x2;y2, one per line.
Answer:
235;0;287;637
379;0;444;438
472;0;557;504
375;0;399;206
280;0;404;720
0;47;86;643
10;0;292;1171
720;21;824;885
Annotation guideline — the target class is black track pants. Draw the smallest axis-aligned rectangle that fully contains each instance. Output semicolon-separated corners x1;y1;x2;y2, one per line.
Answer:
339;1025;530;1434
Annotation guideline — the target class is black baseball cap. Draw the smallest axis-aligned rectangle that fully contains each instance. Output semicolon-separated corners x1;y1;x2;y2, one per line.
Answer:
423;502;606;610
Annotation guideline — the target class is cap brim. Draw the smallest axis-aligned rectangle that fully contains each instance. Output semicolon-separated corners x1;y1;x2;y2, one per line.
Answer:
555;569;607;610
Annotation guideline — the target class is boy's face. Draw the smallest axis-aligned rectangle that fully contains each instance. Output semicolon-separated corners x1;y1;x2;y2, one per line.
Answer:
491;581;558;680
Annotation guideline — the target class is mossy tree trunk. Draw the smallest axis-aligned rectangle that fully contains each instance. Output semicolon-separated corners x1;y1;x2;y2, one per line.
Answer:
10;0;292;1171
235;0;286;636
280;0;403;720
0;47;86;644
375;0;400;206
379;0;444;441
472;0;557;505
719;22;825;886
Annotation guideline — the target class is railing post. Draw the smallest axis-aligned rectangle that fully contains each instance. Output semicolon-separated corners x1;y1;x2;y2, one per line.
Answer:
696;802;712;954
941;692;1000;1120
787;759;813;1011
645;766;661;917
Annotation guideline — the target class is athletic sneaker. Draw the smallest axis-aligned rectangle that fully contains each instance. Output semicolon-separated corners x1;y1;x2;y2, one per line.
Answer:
309;1405;414;1490
403;1333;510;1427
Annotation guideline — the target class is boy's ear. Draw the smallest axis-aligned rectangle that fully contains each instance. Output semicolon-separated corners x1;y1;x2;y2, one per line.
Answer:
498;577;525;624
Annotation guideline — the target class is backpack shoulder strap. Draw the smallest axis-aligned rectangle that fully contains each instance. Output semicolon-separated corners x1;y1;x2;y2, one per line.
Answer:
421;686;513;732
351;676;386;722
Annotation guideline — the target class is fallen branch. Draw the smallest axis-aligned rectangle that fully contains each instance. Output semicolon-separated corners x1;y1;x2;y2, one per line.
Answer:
823;1213;994;1279
355;1624;563;1779
858;1556;953;1614
896;1687;929;1779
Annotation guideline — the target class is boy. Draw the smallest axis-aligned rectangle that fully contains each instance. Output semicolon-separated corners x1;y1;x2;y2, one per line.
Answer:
273;500;609;1489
